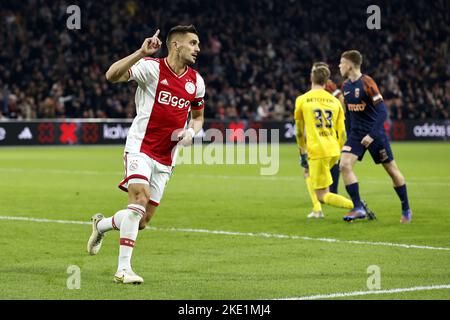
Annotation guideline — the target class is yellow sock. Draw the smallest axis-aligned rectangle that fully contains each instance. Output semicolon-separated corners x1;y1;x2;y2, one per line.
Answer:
323;193;353;209
306;177;322;212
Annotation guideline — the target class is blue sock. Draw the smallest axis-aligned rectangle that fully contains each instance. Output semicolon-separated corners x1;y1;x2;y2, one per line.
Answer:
329;164;340;194
394;184;410;212
345;182;362;209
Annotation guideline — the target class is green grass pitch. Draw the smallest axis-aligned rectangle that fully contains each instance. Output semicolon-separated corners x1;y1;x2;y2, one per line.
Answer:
0;143;449;300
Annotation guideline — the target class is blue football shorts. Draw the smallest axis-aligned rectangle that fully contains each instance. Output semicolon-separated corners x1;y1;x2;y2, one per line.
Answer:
342;134;394;164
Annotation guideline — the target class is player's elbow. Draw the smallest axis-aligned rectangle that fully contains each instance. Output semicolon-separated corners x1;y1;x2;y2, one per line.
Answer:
105;68;119;83
105;69;114;83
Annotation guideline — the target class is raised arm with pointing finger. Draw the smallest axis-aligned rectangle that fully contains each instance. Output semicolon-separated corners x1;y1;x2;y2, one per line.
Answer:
105;30;162;83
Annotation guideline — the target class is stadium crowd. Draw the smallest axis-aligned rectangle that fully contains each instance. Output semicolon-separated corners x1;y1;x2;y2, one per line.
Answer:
0;0;448;121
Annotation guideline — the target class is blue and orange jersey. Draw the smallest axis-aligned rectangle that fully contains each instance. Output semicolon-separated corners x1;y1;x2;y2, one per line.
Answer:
342;75;385;138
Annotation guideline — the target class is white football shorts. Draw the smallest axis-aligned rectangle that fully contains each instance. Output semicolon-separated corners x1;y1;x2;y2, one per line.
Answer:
118;152;172;206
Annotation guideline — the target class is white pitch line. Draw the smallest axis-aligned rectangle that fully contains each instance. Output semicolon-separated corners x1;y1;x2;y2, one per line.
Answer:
0;168;119;176
183;174;450;187
0;215;90;225
147;227;450;251
0;215;449;252
276;284;450;300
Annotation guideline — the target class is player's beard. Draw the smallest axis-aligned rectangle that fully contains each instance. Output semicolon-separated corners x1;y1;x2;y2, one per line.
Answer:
177;49;194;66
185;53;196;66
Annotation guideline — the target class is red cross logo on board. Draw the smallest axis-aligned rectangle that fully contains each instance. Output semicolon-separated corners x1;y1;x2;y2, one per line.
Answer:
392;121;406;140
60;123;78;144
38;123;55;144
82;124;99;143
228;121;245;142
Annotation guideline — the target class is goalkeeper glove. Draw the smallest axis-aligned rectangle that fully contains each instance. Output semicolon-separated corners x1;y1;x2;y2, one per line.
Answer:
300;154;308;169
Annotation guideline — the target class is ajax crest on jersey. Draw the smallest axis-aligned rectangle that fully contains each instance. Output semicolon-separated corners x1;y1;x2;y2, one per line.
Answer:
185;81;196;94
129;162;138;171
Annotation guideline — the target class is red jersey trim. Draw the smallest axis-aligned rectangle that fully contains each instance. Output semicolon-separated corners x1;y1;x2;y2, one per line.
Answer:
149;200;160;207
118;174;149;192
112;216;119;230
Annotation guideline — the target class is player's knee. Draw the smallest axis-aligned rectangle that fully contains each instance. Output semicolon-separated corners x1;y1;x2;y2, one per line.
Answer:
133;194;149;207
128;186;150;207
339;161;351;173
315;190;326;203
384;162;405;184
388;166;400;178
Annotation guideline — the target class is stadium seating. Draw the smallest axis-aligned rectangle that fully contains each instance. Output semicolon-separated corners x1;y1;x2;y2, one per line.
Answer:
0;0;448;121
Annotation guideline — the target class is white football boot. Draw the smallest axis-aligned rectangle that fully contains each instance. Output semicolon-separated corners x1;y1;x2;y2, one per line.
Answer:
87;213;105;255
307;211;324;219
114;269;144;284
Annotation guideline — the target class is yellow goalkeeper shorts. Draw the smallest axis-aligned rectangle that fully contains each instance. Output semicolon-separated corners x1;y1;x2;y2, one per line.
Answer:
309;156;340;190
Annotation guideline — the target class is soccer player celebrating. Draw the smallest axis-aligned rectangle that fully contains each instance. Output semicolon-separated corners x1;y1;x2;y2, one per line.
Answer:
87;25;206;284
339;50;412;223
303;62;345;218
295;66;354;218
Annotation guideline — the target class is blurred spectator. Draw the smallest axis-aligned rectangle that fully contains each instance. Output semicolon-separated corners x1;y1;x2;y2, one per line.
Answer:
0;0;448;121
256;100;271;121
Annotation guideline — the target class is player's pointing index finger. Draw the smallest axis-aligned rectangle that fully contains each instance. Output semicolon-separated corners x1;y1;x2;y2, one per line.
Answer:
153;29;160;38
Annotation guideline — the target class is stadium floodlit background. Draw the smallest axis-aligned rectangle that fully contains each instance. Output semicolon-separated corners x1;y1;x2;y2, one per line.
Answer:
0;0;449;301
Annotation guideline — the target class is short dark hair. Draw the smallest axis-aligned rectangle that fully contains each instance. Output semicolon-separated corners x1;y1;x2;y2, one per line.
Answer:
166;25;198;49
311;66;330;86
341;50;363;67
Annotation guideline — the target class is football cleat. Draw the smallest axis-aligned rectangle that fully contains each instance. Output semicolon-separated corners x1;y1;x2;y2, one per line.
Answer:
87;213;105;255
343;208;367;222
114;269;144;284
400;209;412;224
307;211;324;219
362;200;377;220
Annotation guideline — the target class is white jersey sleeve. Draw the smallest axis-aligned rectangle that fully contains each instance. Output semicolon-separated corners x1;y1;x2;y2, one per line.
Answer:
192;72;205;110
195;73;205;99
128;58;159;87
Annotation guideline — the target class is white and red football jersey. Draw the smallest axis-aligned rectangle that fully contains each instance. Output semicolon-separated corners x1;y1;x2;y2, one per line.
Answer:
125;57;205;166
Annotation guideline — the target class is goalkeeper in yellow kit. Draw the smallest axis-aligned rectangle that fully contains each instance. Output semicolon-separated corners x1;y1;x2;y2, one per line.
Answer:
294;66;354;218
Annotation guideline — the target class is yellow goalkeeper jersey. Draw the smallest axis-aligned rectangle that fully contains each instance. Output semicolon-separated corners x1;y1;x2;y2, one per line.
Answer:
294;88;346;160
